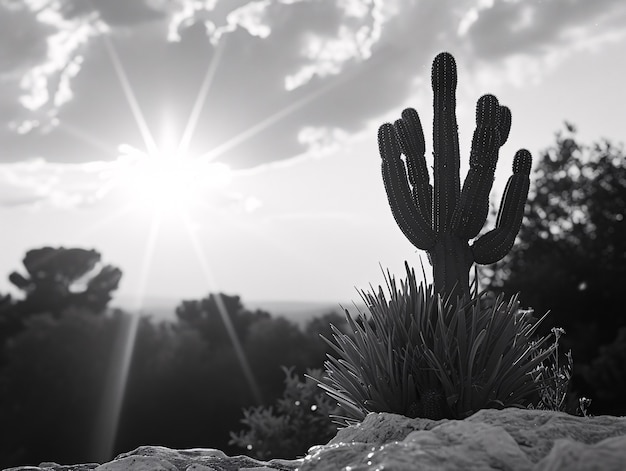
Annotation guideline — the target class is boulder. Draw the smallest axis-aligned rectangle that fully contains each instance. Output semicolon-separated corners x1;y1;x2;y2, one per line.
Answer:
302;408;626;470
2;447;299;471
4;408;626;471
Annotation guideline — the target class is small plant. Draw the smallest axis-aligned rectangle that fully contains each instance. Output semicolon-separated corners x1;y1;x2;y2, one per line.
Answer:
319;264;558;425
527;326;594;417
229;367;340;460
528;327;571;412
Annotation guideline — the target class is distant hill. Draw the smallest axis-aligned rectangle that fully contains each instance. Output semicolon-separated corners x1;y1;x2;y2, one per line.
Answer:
110;295;363;327
246;300;347;327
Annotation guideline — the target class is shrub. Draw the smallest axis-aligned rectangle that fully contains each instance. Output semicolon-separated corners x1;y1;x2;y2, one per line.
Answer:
318;263;564;425
230;367;340;460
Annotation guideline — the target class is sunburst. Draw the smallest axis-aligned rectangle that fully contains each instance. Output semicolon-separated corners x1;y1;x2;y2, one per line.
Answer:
85;23;352;460
114;141;232;216
92;32;262;462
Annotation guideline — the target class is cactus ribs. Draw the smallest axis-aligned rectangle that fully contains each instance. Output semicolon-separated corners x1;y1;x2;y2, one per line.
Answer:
378;52;532;300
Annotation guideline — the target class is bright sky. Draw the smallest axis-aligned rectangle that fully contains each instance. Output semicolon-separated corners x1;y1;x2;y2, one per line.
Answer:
1;0;625;307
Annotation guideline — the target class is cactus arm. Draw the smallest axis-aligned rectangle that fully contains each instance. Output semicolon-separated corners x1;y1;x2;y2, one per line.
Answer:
498;105;512;145
472;149;532;264
431;52;461;233
394;108;433;224
379;123;436;250
378;51;530;298
451;95;508;239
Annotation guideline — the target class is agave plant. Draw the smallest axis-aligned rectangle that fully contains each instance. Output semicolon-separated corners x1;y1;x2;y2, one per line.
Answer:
319;263;559;425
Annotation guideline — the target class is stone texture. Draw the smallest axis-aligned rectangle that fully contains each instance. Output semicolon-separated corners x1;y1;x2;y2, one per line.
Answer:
3;409;626;471
2;447;299;471
300;408;626;470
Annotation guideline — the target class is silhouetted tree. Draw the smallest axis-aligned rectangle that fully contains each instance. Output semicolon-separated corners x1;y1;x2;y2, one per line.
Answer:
0;247;122;365
116;317;249;454
1;278;349;467
114;294;336;455
303;311;348;342
9;247;122;316
0;309;128;468
484;123;626;414
175;293;271;350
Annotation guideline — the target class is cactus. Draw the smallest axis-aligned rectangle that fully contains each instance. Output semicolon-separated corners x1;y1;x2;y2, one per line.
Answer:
379;52;532;299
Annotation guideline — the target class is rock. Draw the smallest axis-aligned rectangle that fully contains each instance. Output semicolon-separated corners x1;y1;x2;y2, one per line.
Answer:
3;409;626;471
301;408;626;470
2;447;300;471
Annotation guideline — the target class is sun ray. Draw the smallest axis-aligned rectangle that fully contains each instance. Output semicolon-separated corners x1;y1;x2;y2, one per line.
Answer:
57;120;118;156
133;214;162;311
93;214;161;461
178;37;228;156
181;212;263;405
198;74;349;163
102;33;158;155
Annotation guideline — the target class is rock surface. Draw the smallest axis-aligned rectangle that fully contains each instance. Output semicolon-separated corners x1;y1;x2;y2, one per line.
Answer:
4;408;626;471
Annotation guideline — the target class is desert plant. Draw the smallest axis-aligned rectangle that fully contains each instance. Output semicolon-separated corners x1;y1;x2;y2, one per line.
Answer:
319;264;559;425
528;327;572;412
316;52;573;427
230;367;340;460
378;52;531;300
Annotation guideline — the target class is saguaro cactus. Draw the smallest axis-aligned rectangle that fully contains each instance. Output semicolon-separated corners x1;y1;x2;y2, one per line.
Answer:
378;52;532;299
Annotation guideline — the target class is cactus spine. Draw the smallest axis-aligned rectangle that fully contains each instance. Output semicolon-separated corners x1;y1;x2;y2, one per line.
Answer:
379;52;532;299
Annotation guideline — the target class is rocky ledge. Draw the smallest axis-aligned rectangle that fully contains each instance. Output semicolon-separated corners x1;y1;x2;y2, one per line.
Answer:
4;408;626;471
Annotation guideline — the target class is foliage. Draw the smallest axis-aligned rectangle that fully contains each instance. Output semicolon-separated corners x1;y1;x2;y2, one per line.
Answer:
7;247;122;316
319;263;559;426
304;311;348;343
0;284;340;468
0;247;122;367
116;292;336;456
0;308;127;466
487;124;625;346
378;52;531;299
229;368;340;460
579;326;626;416
175;293;271;350
115;316;252;452
525;326;596;417
484;123;626;414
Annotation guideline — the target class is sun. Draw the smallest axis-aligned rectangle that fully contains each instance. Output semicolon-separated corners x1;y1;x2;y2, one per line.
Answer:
114;142;232;216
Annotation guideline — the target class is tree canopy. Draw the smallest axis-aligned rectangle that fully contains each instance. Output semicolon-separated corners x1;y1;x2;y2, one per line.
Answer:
484;123;625;414
8;247;122;316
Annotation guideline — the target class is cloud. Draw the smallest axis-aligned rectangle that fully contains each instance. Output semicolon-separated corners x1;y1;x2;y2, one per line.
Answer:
0;156;260;212
2;0;625;173
59;0;166;25
460;0;626;57
458;0;626;86
0;158;107;208
0;0;108;135
0;3;50;78
168;0;274;43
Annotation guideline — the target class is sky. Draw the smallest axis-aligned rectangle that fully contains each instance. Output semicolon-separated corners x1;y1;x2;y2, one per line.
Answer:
1;0;625;309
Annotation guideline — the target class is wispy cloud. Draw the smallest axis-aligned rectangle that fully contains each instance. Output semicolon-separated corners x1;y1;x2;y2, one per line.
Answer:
1;0;107;134
0;158;108;208
457;0;626;86
1;0;625;175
